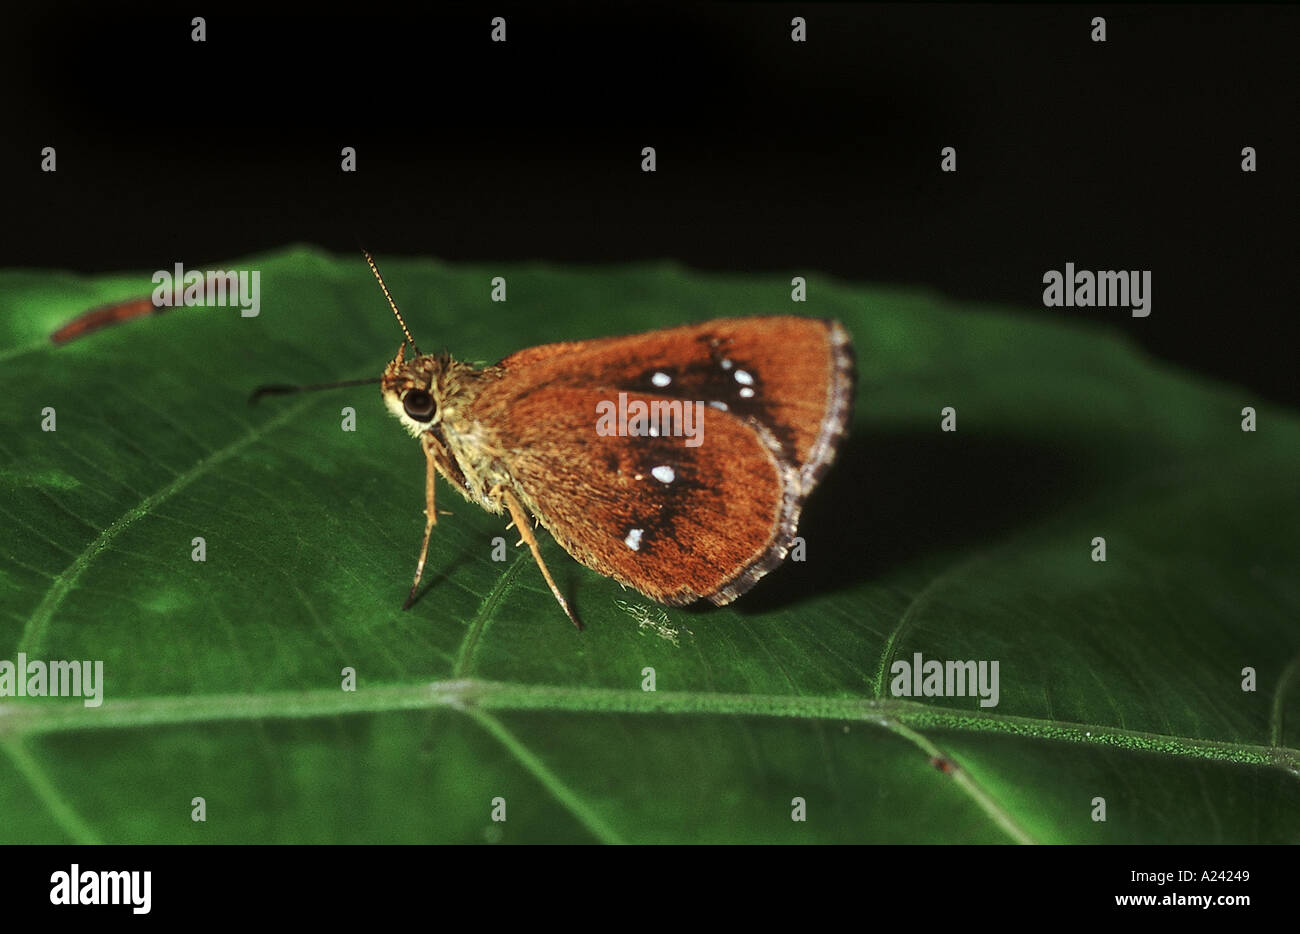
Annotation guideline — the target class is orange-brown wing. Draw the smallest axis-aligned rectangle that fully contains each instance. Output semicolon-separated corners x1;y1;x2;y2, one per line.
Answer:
481;386;799;605
492;316;854;494
468;317;854;605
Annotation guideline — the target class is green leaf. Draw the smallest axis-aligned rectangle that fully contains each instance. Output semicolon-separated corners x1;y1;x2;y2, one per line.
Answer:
1;246;1297;843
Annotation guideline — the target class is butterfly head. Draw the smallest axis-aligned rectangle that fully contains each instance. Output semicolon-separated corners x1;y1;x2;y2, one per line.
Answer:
381;343;450;437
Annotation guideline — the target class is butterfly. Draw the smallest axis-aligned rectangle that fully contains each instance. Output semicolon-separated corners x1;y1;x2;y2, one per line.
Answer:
258;254;855;628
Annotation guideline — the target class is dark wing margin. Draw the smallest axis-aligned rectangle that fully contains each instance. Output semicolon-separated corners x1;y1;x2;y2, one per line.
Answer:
798;320;856;495
709;320;855;604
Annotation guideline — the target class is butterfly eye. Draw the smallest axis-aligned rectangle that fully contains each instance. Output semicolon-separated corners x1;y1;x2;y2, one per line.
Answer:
402;389;436;422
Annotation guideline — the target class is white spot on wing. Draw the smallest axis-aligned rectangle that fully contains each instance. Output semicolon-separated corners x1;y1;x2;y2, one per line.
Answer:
734;369;754;385
651;465;675;484
651;371;671;387
624;528;644;551
709;401;728;411
739;386;755;399
720;358;733;370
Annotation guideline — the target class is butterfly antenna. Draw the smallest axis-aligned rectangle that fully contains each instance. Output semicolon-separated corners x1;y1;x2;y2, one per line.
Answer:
363;250;420;355
248;376;381;405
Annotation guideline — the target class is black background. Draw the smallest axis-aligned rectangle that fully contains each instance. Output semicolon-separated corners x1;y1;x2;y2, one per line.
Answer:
7;843;1287;919
4;3;1296;403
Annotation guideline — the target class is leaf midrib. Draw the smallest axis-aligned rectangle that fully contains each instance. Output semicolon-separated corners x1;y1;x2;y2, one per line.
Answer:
2;679;1294;773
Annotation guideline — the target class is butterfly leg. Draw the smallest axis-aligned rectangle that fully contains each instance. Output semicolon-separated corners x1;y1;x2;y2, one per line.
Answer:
401;432;439;610
499;487;583;630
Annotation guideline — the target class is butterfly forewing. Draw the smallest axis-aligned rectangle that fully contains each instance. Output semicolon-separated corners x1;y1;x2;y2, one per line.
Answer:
493;317;854;485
